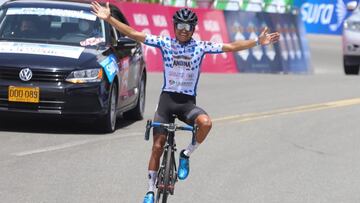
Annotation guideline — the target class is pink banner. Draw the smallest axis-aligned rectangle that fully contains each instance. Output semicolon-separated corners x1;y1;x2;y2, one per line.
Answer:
110;2;237;73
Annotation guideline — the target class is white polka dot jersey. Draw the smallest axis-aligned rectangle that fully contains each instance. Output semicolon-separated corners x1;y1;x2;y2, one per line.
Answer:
144;34;223;96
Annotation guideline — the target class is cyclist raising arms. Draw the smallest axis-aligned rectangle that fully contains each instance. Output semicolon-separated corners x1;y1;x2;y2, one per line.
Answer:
91;2;280;203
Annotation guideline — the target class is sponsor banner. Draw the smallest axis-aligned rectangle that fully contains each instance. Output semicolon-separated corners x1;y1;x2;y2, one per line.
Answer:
111;2;237;73
0;42;84;59
100;54;119;83
158;0;295;11
224;10;311;73
264;0;293;13
7;7;97;21
214;0;293;12
111;2;168;72
294;0;355;35
270;12;312;73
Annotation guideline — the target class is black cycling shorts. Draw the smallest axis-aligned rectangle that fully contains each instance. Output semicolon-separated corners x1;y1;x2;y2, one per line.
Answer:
153;91;207;135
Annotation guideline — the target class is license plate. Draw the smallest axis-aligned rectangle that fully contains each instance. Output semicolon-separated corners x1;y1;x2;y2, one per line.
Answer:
8;86;40;103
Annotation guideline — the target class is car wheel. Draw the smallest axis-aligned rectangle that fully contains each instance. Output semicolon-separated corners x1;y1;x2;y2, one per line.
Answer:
344;60;359;75
99;83;118;133
123;73;146;120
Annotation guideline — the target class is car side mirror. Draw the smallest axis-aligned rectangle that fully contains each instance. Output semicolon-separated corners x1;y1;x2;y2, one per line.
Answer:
117;37;137;49
347;1;358;11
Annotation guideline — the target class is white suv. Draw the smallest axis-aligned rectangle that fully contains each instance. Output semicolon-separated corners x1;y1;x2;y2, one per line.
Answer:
343;1;360;75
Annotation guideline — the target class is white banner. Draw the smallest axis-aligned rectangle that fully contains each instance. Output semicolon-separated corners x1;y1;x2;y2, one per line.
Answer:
0;42;85;59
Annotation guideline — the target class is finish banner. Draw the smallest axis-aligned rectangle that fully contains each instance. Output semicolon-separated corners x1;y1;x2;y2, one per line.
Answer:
224;10;311;73
112;2;237;73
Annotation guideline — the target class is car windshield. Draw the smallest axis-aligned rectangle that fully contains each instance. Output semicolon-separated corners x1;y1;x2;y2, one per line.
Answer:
0;7;106;47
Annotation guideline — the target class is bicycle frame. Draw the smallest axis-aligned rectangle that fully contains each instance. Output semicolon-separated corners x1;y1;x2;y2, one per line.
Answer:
145;116;197;203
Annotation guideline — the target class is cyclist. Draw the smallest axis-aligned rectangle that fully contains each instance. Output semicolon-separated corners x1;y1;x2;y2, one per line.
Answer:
91;2;279;203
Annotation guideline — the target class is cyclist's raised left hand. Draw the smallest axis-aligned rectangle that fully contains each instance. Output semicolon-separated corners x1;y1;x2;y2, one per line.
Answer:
258;27;280;46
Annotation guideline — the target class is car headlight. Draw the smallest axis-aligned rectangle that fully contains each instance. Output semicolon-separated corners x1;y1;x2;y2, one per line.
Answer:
344;20;360;31
66;68;103;83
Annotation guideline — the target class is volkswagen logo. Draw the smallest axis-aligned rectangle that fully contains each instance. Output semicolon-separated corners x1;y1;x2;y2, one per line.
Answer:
19;68;33;82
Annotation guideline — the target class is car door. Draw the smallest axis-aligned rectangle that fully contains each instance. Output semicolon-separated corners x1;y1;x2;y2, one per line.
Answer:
109;24;139;109
109;25;128;109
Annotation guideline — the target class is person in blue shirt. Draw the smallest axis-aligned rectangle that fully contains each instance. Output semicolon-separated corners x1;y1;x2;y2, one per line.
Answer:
91;2;280;203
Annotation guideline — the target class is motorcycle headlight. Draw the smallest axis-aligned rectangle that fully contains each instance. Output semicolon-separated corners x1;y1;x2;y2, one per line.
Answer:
66;68;103;83
344;20;360;31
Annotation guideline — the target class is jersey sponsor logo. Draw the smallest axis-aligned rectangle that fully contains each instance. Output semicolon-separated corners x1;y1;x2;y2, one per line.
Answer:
168;80;193;87
186;73;195;79
168;71;195;79
173;59;191;68
169;71;185;77
173;55;192;60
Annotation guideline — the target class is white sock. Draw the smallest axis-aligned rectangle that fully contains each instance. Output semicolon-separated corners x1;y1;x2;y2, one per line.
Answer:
147;170;157;192
183;142;200;157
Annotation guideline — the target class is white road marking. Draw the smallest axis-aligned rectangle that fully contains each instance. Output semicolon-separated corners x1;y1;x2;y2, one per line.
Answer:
12;98;360;157
213;98;360;123
12;132;143;157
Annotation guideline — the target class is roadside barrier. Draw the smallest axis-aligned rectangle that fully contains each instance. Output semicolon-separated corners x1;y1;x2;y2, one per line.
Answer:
224;10;311;73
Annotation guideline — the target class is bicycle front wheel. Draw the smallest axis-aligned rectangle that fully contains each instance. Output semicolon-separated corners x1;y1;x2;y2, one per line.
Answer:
156;145;173;203
163;144;174;203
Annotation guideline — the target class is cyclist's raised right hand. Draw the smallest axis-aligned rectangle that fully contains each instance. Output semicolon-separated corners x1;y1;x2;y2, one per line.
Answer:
91;1;111;21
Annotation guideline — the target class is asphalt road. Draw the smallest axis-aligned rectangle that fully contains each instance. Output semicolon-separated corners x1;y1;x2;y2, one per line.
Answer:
1;35;360;203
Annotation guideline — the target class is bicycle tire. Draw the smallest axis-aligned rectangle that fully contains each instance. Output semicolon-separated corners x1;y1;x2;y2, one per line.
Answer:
156;157;166;203
162;145;173;203
155;145;171;203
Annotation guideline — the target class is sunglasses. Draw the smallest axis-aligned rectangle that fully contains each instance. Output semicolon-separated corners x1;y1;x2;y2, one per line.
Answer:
176;23;193;31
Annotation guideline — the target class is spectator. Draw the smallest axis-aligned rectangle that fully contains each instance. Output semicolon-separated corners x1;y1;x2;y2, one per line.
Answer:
16;18;39;37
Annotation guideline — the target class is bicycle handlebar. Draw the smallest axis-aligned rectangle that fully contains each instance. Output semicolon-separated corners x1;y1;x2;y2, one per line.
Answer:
151;122;194;131
145;119;198;145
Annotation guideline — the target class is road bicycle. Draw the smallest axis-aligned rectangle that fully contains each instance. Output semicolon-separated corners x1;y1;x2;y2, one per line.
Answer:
145;115;197;203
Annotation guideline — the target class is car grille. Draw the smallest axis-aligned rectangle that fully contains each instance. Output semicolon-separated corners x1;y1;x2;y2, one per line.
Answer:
0;98;65;113
0;66;69;82
0;66;68;113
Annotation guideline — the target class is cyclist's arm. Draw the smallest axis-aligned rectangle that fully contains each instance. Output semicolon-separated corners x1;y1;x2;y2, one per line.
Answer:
91;1;146;43
222;27;280;52
222;40;257;52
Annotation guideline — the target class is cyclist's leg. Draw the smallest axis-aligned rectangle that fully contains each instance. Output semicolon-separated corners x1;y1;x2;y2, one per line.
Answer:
148;132;166;171
144;92;172;202
182;105;212;149
177;105;211;180
193;113;212;144
144;128;167;203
